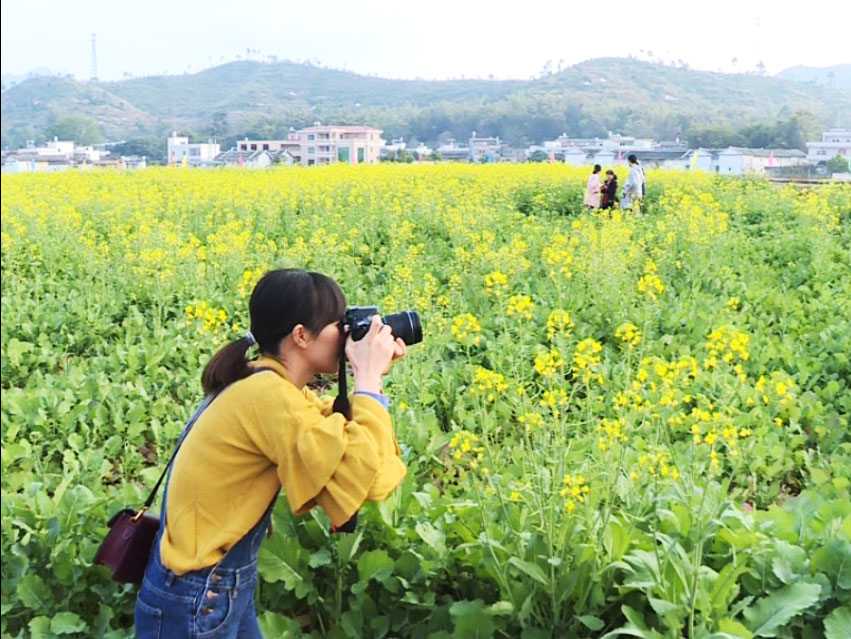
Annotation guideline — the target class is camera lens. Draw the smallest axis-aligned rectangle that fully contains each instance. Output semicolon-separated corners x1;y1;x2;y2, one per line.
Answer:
382;310;423;346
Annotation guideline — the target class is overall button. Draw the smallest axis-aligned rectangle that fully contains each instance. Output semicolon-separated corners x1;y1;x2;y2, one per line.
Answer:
200;606;213;616
209;574;222;583
206;590;218;600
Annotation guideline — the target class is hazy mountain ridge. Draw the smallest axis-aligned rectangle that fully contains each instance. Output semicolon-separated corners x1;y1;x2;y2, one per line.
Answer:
777;64;851;89
2;58;850;147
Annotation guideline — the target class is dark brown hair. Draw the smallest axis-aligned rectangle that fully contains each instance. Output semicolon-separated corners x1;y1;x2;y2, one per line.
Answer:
201;269;346;395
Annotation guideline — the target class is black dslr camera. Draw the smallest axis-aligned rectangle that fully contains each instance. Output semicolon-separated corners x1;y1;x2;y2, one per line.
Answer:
343;306;423;345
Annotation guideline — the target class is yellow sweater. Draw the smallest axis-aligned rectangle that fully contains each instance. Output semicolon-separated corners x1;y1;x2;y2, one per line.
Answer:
159;356;407;574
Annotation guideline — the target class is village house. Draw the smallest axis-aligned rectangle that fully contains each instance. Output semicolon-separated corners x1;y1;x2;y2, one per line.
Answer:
231;125;382;167
167;133;220;166
1;138;109;173
212;149;273;168
717;147;808;174
235;135;300;154
806;129;851;165
295;124;382;166
437;139;471;162
469;132;502;162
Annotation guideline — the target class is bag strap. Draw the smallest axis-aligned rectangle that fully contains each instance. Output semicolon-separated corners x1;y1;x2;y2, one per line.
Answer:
136;367;277;516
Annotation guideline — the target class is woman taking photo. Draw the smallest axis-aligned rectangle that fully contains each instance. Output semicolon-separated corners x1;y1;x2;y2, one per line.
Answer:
135;268;408;639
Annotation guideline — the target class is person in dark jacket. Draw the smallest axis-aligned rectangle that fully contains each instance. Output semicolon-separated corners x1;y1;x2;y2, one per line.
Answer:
601;170;619;209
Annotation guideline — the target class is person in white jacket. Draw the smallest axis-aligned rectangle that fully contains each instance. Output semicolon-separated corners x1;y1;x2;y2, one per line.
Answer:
621;154;645;210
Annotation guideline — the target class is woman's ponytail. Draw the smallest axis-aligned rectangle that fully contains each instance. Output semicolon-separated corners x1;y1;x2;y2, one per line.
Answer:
201;336;254;395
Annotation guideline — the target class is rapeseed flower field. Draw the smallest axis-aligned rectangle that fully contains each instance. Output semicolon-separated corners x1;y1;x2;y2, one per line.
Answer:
2;165;850;638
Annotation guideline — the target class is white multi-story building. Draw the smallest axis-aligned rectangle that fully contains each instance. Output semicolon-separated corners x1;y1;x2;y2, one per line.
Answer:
167;133;220;166
806;129;851;164
469;132;502;162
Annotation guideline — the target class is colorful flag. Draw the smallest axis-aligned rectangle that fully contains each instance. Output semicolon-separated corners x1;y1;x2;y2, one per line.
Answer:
351;147;357;165
690;150;699;170
617;150;623;164
768;152;775;168
550;151;556;163
238;153;244;167
181;154;188;168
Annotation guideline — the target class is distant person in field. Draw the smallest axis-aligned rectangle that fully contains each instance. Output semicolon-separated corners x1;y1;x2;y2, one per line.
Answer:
621;154;645;210
601;169;619;209
134;269;408;639
583;164;603;209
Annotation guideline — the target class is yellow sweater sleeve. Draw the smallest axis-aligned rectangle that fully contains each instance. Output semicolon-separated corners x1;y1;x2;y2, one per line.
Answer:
312;395;408;526
271;386;407;527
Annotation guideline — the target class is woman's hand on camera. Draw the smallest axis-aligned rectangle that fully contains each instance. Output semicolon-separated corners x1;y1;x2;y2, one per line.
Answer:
384;337;408;376
346;316;398;394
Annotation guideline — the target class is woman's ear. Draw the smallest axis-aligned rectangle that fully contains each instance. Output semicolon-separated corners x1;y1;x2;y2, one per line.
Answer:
291;324;310;349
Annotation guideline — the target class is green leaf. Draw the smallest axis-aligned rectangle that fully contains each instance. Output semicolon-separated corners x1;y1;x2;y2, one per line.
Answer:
257;539;306;591
450;600;494;639
743;582;821;637
258;611;302;638
577;615;605;631
604;518;630;561
771;541;806;584
487;601;513;616
648;597;681;617
811;540;851;590
357;549;394;583
341;609;363;636
18;574;53;610
309;548;332;568
507;557;549;586
6;338;35;367
50;612;88;635
824;606;851;639
601;605;666;639
718;618;753;638
28;616;56;639
415;521;446;553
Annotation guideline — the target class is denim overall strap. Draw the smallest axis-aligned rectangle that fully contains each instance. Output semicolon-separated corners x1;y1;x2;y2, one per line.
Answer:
157;392;218;535
213;493;278;570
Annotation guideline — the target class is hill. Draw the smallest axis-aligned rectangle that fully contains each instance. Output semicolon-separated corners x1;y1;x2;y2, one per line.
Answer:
3;58;850;149
777;64;851;90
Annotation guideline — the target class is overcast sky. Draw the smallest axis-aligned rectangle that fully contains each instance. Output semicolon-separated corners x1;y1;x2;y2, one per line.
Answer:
2;0;848;82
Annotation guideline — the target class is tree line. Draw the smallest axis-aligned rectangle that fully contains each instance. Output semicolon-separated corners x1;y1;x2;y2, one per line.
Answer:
1;102;828;162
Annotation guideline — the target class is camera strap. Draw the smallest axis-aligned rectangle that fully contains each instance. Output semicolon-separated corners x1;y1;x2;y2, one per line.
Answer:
332;354;351;419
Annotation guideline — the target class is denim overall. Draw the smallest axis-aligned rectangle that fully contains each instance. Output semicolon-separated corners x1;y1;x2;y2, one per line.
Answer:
134;393;278;639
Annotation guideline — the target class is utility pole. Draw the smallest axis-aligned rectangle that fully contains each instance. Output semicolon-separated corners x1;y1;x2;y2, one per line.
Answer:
90;33;98;81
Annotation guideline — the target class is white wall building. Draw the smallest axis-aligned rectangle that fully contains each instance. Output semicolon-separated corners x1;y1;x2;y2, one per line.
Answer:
601;134;654;152
717;147;807;175
167;133;221;166
562;147;588;166
806;129;851;164
591;149;616;166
